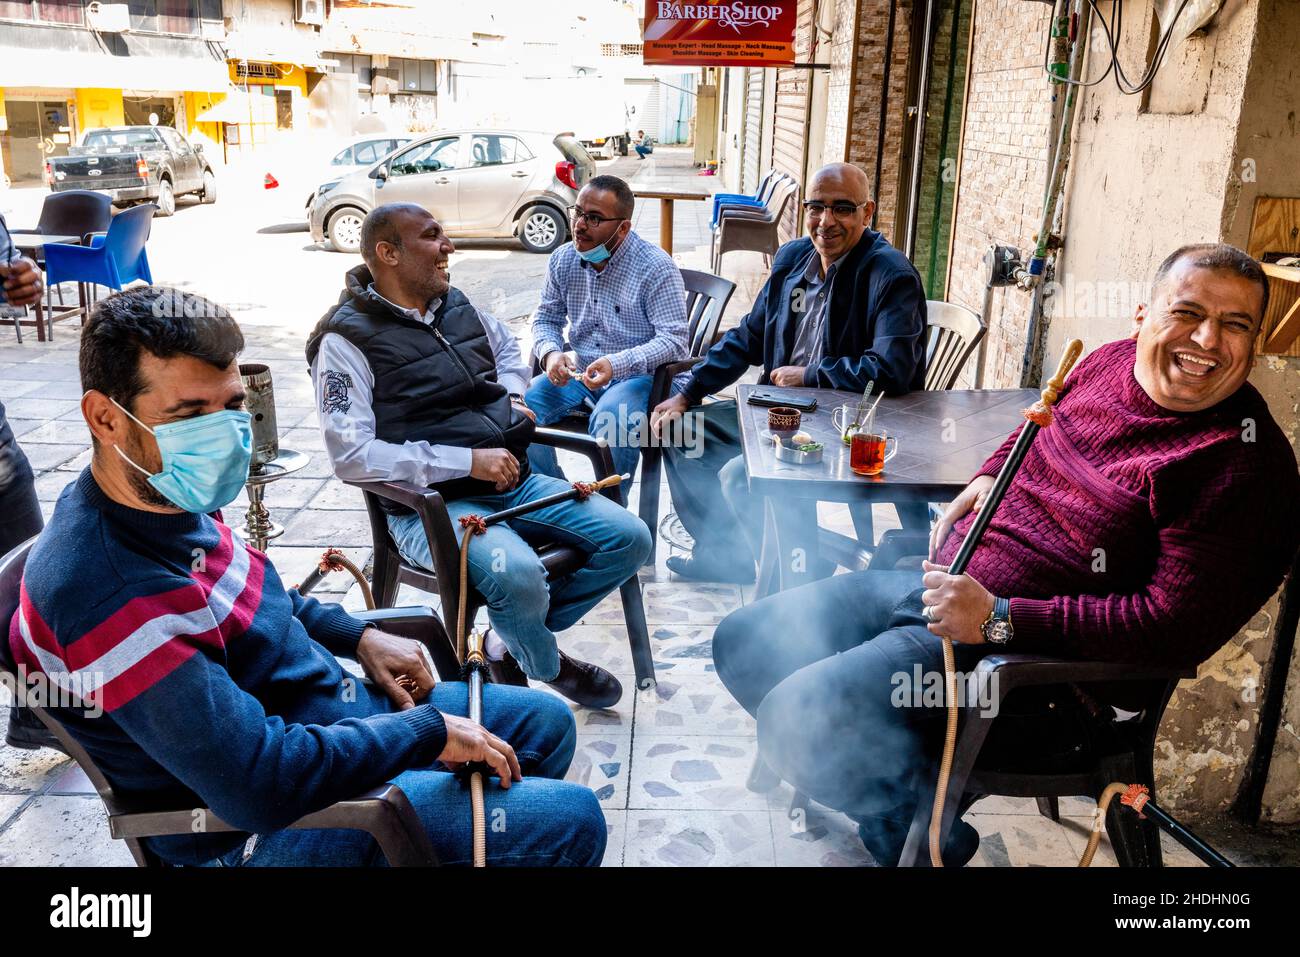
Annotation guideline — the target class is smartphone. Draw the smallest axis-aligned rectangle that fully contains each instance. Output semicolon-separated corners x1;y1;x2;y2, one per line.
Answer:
746;390;818;412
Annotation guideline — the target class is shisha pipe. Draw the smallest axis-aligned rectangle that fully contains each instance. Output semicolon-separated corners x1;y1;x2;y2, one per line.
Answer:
928;339;1083;866
454;473;628;867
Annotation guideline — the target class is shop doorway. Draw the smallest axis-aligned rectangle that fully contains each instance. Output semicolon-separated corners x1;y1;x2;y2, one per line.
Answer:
1;98;74;186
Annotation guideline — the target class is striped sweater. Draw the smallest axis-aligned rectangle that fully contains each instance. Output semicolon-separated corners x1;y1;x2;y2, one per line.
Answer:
7;468;447;865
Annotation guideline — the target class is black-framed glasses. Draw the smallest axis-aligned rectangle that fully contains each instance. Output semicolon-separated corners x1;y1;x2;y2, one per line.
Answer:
802;200;868;219
567;206;624;227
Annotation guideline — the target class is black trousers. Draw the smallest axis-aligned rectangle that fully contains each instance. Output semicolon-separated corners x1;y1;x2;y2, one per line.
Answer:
0;403;42;556
662;400;753;561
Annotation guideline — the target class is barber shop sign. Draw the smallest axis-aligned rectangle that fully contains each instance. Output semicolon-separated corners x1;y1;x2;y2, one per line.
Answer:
643;1;797;66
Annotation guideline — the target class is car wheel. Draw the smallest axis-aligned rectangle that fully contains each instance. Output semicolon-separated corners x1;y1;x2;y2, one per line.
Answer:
619;136;629;157
518;206;565;253
328;208;365;253
155;179;176;217
200;170;217;205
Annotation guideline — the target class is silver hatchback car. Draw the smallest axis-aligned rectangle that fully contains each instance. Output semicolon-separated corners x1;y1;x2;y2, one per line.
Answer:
309;129;596;254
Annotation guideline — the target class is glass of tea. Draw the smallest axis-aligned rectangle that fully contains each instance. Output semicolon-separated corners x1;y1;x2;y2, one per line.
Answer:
850;429;897;476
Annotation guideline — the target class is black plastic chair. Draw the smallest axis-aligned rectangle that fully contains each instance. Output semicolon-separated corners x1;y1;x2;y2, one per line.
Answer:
347;427;658;691
0;538;444;867
8;190;113;258
898;651;1192;867
779;528;1193;867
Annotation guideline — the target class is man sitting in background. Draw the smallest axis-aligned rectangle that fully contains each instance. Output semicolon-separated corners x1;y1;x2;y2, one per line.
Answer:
526;175;687;495
9;286;606;866
651;162;927;583
308;203;650;709
0;218;60;754
713;244;1300;866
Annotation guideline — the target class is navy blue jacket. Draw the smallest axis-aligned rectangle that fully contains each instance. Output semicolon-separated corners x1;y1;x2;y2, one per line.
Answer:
681;229;926;401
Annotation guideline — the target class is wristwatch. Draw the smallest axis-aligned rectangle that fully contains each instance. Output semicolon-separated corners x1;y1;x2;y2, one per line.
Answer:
981;596;1013;645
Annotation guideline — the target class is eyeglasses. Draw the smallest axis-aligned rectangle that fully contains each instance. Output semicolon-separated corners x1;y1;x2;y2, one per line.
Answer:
802;200;868;220
568;206;624;228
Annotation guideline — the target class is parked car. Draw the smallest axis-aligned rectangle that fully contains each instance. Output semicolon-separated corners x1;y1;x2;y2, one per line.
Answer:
309;129;596;254
45;126;215;217
262;134;414;217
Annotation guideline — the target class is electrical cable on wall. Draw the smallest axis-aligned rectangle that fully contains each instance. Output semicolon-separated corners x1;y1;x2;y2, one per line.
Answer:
1042;0;1193;94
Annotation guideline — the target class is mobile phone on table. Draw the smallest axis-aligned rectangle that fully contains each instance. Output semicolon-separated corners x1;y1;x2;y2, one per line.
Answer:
746;390;818;412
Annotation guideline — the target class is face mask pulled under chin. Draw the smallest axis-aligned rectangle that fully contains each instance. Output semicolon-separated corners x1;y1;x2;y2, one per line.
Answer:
110;397;253;514
577;224;625;264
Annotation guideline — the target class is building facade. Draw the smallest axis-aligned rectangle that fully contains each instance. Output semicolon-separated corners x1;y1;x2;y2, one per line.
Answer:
0;0;230;185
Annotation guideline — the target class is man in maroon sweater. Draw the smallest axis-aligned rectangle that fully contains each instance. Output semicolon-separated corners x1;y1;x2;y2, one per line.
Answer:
713;243;1300;865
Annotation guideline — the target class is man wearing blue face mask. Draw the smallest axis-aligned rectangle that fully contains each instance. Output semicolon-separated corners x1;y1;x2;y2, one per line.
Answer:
526;174;688;490
7;286;606;867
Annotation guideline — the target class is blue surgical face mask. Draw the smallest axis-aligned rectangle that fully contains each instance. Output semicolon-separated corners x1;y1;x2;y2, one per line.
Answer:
577;224;626;265
111;397;253;514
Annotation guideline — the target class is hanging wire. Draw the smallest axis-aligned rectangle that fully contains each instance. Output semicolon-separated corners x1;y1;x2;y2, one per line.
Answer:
1043;0;1194;93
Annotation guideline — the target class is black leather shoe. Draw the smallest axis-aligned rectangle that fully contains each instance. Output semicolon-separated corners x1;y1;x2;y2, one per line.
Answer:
666;552;756;584
5;707;69;755
545;652;623;709
487;651;530;687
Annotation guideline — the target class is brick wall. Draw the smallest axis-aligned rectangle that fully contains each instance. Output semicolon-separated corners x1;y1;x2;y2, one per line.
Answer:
945;0;1054;388
845;0;913;245
822;0;860;165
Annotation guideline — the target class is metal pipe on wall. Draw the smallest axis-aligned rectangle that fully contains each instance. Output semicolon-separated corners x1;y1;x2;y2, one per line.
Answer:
1018;0;1092;387
903;0;938;259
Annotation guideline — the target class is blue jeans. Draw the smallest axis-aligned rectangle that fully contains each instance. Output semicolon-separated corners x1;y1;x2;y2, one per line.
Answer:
713;570;990;864
525;372;655;488
211;682;606;866
634;145;652;158
387;472;651;681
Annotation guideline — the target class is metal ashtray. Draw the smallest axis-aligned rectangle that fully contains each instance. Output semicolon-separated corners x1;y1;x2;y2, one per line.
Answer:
772;438;825;465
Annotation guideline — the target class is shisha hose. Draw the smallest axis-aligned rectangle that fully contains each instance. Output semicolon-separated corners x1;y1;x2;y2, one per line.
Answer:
929;340;1084;866
454;474;627;867
1082;783;1233;868
295;547;376;609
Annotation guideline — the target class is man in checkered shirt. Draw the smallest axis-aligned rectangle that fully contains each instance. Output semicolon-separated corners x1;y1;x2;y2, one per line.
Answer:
527;175;688;493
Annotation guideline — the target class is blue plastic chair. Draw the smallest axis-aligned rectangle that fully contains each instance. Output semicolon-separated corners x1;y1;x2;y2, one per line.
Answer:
41;204;155;336
710;171;776;226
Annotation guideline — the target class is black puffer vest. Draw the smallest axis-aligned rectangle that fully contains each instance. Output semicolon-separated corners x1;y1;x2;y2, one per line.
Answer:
306;265;534;509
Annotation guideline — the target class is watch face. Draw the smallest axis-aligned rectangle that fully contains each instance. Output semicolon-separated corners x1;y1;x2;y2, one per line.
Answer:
984;620;1013;644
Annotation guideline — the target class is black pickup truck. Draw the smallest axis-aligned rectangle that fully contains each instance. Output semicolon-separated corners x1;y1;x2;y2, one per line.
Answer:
46;126;216;217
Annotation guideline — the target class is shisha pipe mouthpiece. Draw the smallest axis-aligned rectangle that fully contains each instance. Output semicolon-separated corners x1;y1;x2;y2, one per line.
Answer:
1023;339;1083;427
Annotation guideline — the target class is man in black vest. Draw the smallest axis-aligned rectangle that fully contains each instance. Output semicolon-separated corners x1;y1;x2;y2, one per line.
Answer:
307;204;651;709
651;163;927;583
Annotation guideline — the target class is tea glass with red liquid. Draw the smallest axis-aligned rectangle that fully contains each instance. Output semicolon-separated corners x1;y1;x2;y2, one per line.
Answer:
850;429;897;476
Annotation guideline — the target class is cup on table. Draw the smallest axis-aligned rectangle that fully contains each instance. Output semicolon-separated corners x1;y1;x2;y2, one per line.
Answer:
767;406;802;436
831;404;865;445
850;429;897;476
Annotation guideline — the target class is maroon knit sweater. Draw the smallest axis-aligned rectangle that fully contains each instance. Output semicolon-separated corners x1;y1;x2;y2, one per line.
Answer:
937;338;1300;667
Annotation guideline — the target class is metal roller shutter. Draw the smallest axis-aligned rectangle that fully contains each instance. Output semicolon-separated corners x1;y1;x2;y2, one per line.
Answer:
771;0;815;242
742;67;765;195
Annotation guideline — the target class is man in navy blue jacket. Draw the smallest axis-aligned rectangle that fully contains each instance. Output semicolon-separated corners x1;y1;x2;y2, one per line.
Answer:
651;163;926;582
